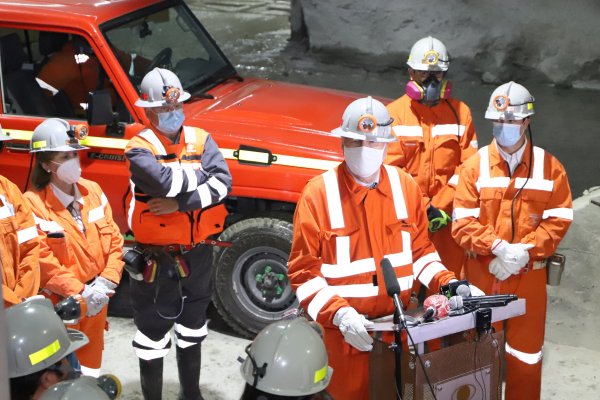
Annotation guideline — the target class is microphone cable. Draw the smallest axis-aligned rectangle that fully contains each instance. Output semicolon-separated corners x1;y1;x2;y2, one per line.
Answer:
404;326;439;400
509;123;534;243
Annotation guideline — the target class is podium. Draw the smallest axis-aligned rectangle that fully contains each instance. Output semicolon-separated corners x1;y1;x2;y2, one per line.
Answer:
368;299;526;400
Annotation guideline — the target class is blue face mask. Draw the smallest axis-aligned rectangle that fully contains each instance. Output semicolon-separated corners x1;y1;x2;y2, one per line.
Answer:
157;108;185;135
492;122;522;147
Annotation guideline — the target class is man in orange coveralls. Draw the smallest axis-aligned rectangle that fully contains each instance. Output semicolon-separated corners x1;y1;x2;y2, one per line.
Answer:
452;82;573;400
0;124;40;307
385;36;478;277
288;96;483;399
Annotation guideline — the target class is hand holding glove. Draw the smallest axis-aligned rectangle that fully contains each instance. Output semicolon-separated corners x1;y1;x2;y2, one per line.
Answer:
81;284;109;317
491;239;533;269
333;307;374;351
89;276;117;297
427;205;451;232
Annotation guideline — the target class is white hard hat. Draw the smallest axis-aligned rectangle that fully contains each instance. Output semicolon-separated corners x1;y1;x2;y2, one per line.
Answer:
331;96;396;143
30;118;89;153
135;68;191;108
407;36;450;72
485;81;535;120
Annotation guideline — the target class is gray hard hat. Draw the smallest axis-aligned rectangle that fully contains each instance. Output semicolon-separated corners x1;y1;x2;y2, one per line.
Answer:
485;81;535;120
331;96;396;143
30;118;89;153
135;68;191;108
40;376;112;400
7;297;89;378
240;317;332;396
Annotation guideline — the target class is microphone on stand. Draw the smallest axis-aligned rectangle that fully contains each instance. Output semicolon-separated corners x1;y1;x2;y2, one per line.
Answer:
380;258;408;328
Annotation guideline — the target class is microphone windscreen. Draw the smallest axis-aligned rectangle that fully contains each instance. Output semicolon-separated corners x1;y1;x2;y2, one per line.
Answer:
456;284;471;298
380;258;400;297
423;294;450;318
448;295;463;310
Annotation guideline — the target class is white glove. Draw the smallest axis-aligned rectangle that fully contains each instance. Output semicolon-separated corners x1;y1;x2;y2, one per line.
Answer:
89;276;117;297
491;240;533;269
333;307;374;351
81;284;109;317
469;284;486;297
488;258;514;281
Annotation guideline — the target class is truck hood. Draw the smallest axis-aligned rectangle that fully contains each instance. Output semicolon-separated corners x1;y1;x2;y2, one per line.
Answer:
184;78;387;154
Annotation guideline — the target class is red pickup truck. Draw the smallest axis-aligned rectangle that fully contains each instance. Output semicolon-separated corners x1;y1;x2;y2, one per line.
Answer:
0;0;371;337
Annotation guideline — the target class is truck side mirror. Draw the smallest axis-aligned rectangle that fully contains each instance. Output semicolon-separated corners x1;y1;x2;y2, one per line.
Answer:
87;90;125;137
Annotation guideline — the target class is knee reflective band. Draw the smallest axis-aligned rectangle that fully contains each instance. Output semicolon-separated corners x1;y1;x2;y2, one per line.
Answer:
173;323;208;349
132;330;171;360
505;341;542;365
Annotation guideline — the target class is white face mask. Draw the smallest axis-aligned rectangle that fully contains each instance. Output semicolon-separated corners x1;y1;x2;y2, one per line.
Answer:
52;158;81;185
343;145;385;179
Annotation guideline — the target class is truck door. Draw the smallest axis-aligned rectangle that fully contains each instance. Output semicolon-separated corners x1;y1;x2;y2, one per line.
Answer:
0;28;142;231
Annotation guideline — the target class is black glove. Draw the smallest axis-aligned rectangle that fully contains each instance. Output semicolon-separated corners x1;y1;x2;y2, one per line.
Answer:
427;205;451;232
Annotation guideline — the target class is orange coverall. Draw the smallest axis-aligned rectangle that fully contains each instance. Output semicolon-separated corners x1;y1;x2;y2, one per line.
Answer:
452;141;572;400
288;163;455;399
386;95;478;276
24;178;124;372
1;175;40;307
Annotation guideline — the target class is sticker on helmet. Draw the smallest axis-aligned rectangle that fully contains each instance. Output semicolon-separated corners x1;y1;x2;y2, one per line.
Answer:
163;85;181;103
493;94;510;111
422;50;439;65
357;115;377;133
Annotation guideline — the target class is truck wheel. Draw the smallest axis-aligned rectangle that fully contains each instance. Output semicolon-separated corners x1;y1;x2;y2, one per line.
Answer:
213;217;298;338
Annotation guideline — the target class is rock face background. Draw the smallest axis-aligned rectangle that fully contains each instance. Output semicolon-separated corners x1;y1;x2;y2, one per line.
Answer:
291;0;600;86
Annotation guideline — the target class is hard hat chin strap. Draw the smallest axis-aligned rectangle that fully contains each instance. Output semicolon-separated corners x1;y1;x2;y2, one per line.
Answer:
244;344;268;388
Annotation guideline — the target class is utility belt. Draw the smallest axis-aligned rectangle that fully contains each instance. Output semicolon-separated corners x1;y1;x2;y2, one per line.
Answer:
123;240;232;283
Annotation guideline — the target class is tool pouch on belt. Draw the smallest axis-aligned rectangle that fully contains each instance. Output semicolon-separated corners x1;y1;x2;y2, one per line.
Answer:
140;246;189;283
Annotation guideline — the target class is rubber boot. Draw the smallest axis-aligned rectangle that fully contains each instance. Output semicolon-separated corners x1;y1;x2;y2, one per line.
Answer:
176;344;204;400
139;357;163;400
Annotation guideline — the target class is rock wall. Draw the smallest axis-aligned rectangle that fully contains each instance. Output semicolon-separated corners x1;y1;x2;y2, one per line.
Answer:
291;0;600;86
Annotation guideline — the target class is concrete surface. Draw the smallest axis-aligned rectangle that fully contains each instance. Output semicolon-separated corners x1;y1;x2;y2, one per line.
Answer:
291;0;600;87
99;1;600;399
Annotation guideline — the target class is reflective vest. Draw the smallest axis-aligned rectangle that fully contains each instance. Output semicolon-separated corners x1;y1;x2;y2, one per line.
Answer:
24;179;124;297
452;141;573;259
1;175;40;306
125;127;227;245
386;95;478;211
288;163;454;326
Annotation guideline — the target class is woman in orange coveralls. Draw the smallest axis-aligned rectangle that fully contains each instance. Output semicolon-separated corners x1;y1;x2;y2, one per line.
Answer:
0;125;40;307
24;118;124;377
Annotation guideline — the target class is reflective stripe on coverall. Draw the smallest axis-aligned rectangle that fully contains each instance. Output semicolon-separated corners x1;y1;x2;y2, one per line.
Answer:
452;141;572;400
125;126;232;359
386;95;478;275
0;175;40;307
288;163;455;399
24;178;124;371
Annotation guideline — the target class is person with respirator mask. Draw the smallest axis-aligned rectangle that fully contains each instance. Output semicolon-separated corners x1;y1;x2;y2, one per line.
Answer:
124;68;231;400
287;97;483;399
24;118;124;378
385;36;478;281
452;82;573;400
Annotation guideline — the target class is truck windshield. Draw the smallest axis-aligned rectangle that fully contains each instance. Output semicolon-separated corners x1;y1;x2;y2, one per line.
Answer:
102;2;236;95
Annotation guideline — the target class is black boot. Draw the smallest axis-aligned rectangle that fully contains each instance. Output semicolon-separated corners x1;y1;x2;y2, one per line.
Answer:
176;344;204;400
139;357;163;400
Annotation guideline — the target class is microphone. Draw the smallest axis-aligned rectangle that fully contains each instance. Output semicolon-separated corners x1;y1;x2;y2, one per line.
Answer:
456;284;471;298
380;258;408;327
448;294;518;310
423;294;450;320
